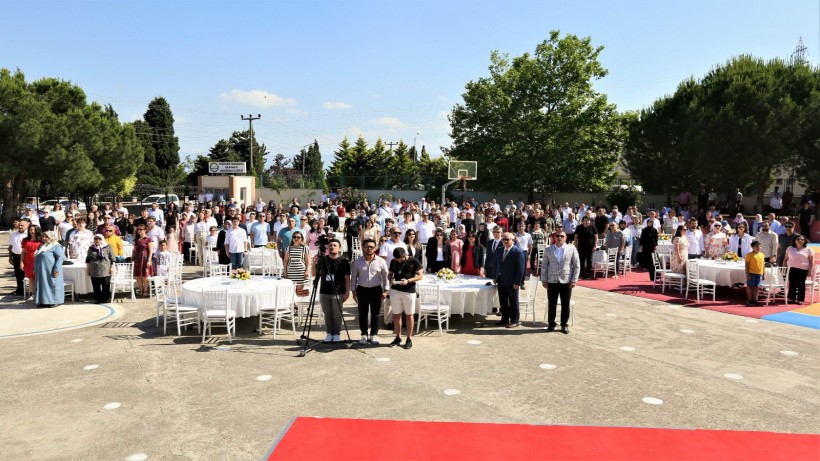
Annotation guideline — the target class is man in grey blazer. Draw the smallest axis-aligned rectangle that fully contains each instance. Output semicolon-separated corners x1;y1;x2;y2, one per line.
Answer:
540;230;580;334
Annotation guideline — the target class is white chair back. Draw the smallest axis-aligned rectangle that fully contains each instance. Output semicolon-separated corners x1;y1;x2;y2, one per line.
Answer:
208;264;231;277
202;289;228;311
417;283;440;305
525;274;538;302
112;262;134;282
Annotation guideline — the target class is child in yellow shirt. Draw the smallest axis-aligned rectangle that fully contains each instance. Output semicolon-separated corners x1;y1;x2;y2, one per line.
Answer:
745;241;765;306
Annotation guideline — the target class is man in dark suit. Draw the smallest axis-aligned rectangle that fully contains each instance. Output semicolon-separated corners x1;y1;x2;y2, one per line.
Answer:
484;226;504;280
494;232;526;328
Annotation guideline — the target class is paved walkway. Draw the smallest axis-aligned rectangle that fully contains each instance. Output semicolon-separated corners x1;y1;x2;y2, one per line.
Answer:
0;234;817;460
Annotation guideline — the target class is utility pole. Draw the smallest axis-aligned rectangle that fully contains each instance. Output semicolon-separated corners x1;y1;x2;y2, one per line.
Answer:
413;132;420;162
241;114;261;178
385;141;399;150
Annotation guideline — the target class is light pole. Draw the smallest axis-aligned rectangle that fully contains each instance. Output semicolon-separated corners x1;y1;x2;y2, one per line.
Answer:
413;131;420;162
241;114;261;179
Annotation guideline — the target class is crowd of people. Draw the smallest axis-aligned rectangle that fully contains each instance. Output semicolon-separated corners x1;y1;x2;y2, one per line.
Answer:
6;188;817;326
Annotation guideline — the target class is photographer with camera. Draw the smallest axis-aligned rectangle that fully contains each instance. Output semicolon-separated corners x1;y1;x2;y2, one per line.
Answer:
312;238;351;343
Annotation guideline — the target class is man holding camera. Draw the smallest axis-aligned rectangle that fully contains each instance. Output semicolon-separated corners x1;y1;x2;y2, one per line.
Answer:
314;239;351;343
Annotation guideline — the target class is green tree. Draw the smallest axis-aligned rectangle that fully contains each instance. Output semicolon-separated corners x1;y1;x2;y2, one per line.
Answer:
0;68;143;224
135;97;185;189
448;31;624;200
328;136;353;177
389;140;418;188
624;55;820;207
292;140;324;188
368;138;392;187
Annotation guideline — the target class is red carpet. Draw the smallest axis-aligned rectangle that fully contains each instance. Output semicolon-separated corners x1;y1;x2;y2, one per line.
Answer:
576;270;796;319
266;417;819;461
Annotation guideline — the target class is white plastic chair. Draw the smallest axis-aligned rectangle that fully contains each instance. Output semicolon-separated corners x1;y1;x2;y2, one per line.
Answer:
293;276;323;328
685;260;716;303
200;289;235;344
207;264;231;278
351;237;363;260
187;244;197;264
64;282;75;302
416;284;450;336
533;244;546;275
158;284;200;336
202;250;219;277
806;266;820;304
542;297;578;325
652;252;683;293
758;266;790;306
110;262;137;302
247;249;267;275
592;248;618;279
620;248;633;276
519;274;539;322
259;283;296;338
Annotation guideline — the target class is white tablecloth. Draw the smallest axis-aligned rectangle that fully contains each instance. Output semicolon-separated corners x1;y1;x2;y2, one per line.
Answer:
181;276;294;318
692;260;747;286
63;260;93;294
417;275;497;317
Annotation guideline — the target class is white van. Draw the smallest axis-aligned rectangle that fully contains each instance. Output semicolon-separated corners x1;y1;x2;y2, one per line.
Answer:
140;194;181;207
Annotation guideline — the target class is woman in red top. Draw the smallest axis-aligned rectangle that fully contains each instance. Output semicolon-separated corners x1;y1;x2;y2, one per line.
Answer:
460;232;485;277
20;225;43;300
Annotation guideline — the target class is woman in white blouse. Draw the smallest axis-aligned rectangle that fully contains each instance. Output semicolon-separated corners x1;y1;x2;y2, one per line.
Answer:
728;222;753;257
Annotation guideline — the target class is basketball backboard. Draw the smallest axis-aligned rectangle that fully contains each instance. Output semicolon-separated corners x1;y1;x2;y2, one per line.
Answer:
448;160;478;180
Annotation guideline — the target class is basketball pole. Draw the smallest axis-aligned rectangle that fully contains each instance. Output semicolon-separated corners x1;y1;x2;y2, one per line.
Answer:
441;179;459;206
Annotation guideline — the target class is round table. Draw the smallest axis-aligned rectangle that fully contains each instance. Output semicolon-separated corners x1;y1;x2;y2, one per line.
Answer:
417;275;497;317
692;259;747;286
62;260;93;294
181;276;294;318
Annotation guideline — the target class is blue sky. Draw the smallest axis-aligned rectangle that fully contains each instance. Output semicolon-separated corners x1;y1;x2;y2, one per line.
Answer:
3;0;818;169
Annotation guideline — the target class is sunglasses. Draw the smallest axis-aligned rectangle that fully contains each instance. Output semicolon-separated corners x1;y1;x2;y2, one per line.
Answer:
365;246;376;250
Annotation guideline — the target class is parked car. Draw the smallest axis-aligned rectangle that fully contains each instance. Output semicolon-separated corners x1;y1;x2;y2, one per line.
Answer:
140;194;181;207
39;199;87;213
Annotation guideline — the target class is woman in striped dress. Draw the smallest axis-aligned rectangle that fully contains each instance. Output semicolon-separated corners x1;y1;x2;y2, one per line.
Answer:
283;231;309;284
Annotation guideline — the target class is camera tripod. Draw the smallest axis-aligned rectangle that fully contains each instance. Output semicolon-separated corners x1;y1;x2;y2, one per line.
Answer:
296;249;352;357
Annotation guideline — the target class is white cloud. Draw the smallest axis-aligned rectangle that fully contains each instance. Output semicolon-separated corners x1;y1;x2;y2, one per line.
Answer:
323;101;353;110
372;117;404;129
219;89;297;108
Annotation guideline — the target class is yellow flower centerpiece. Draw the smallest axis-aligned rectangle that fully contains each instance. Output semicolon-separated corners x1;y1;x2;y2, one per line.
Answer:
436;268;457;281
722;251;740;262
265;242;278;250
658;234;671;241
230;268;251;280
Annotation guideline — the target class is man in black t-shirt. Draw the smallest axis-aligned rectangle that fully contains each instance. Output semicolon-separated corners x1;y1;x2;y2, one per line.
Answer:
798;201;814;236
387;247;423;349
315;239;351;343
574;216;598;279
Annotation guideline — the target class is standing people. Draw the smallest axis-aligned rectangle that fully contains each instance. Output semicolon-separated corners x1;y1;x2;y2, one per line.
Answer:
314;239;350;343
387;247;424;349
449;229;464;273
729;222;753;257
639;223;659;281
20;225;43;301
69;218;94;260
574;216;597;279
485;226;504;281
745;241;766;306
604;222;626;276
351;239;389;345
776;222;798;267
7;219;30;296
494;232;526;328
33;231;64;308
783;234;814;305
283;231;310;287
540;230;580;334
424;229;451;273
670;225;688;274
86;234;115;303
460;232;485;277
131;225;154;297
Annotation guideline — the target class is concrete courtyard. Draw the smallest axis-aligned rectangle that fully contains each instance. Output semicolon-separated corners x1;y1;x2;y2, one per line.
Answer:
0;237;817;460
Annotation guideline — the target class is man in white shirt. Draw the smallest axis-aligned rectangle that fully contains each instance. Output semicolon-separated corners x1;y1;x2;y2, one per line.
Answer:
415;212;436;243
272;212;287;235
7;219;30;296
380;227;407;266
684;218;704;258
378;200;394;222
642;211;661;231
145;217;166;249
148;203;164;225
250;213;270;247
514;222;533;287
226;216;249;269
